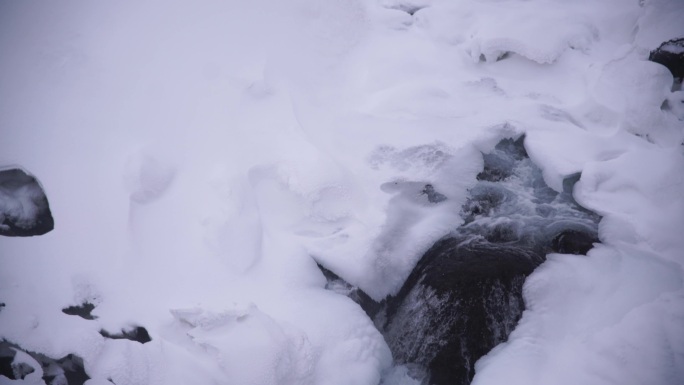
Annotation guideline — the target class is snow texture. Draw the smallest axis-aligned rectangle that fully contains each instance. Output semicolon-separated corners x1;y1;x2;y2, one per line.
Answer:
1;0;683;384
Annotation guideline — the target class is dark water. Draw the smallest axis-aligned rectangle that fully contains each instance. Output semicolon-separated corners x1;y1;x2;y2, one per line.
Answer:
377;136;600;385
323;136;601;385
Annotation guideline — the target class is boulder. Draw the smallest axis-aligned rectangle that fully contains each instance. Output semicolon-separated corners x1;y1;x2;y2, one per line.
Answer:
0;168;54;237
649;38;684;79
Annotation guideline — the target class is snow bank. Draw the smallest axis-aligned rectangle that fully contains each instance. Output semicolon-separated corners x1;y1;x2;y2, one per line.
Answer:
473;145;684;385
1;0;683;384
635;0;684;50
474;244;684;385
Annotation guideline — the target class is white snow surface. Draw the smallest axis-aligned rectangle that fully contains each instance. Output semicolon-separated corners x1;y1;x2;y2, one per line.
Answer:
0;0;683;384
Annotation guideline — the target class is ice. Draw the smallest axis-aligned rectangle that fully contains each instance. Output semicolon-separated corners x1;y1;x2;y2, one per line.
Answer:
1;0;684;384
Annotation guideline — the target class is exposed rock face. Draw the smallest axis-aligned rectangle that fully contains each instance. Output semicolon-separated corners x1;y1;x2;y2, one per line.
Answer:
100;326;152;344
0;168;54;237
62;303;98;320
0;341;89;385
649;38;684;79
380;239;535;385
319;136;601;385
377;136;601;385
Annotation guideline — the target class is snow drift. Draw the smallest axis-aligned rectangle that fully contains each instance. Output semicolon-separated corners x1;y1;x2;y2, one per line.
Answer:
1;0;683;384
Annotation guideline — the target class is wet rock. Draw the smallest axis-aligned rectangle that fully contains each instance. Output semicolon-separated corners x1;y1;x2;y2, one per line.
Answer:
381;180;448;206
63;300;153;345
100;326;151;344
43;354;89;385
649;38;684;79
0;340;89;385
376;136;601;385
476;136;527;182
62;302;97;320
321;136;601;385
380;238;541;385
0;168;54;237
551;229;598;255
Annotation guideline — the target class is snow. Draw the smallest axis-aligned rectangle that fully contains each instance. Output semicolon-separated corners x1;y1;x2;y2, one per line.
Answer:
473;245;684;385
661;42;684;54
1;0;683;385
635;0;684;50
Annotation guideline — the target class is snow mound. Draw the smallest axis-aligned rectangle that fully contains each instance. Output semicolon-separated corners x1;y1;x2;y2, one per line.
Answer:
1;0;683;384
466;9;597;64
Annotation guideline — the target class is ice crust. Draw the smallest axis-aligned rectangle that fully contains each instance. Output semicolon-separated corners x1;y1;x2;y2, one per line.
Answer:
1;0;683;384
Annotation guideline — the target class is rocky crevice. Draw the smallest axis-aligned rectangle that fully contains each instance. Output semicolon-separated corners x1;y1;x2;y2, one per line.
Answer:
320;136;601;385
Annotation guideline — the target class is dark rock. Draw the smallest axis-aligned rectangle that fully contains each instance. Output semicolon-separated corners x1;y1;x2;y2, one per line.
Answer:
43;354;89;385
476;136;527;182
375;135;601;385
649;38;684;79
12;361;35;380
321;136;601;385
0;342;36;381
0;340;89;385
100;326;151;344
551;229;598;255
0;168;54;237
0;342;16;380
562;172;581;194
380;238;542;385
62;303;97;320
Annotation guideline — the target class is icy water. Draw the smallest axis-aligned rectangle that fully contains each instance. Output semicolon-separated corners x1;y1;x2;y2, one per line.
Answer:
375;137;601;385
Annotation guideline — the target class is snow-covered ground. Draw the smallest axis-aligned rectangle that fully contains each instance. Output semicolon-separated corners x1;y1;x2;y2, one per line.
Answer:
1;0;683;384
